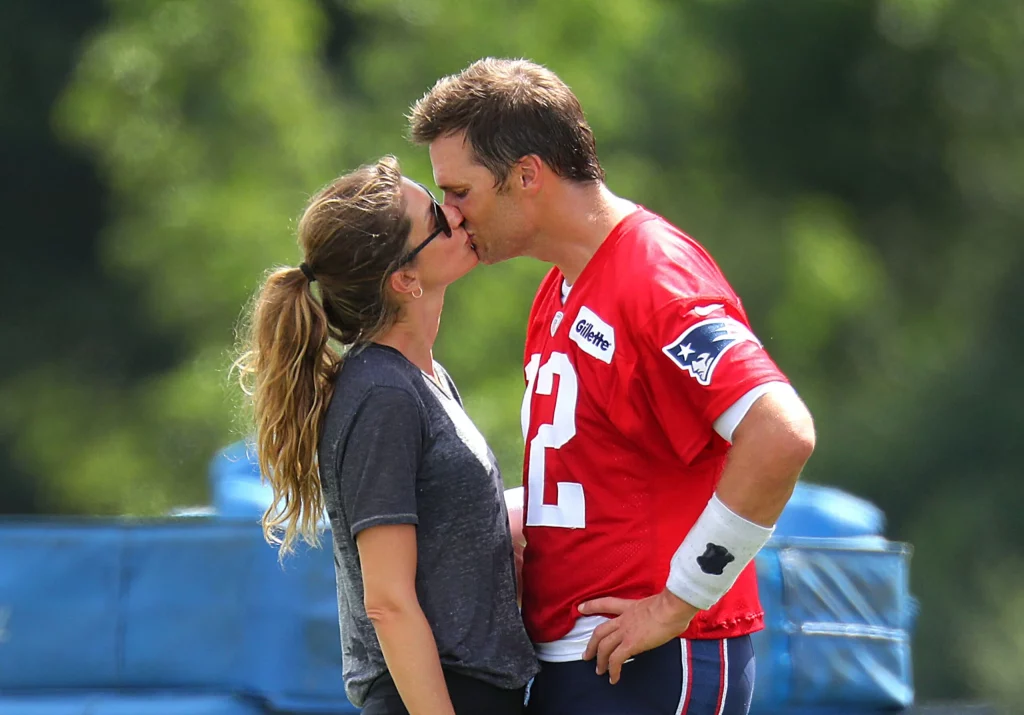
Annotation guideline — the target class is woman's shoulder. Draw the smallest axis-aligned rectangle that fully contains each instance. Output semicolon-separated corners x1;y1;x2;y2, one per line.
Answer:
325;346;426;420
337;344;420;390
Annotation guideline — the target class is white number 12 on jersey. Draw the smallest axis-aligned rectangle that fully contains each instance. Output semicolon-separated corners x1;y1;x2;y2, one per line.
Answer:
521;352;585;528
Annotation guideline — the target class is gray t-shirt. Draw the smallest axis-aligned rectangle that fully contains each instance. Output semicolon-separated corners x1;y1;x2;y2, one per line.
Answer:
318;343;539;707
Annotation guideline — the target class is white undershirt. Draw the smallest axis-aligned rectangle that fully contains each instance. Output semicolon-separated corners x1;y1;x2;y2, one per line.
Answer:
535;615;610;662
713;381;794;442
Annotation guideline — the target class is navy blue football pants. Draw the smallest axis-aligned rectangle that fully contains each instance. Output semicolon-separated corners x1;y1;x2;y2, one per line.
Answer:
525;635;755;715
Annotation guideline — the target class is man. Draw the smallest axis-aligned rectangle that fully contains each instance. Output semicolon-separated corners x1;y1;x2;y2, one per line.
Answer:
409;58;815;715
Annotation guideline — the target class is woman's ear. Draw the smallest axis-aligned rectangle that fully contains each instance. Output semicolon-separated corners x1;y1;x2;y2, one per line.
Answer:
388;268;420;298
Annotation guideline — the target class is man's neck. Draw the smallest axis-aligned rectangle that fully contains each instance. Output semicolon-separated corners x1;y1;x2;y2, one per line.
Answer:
530;182;636;285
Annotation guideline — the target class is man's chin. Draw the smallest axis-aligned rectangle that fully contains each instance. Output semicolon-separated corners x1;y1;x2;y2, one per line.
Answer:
473;247;496;265
476;246;511;265
472;239;519;265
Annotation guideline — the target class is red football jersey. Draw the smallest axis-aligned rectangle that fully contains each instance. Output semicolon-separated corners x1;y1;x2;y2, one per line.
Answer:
520;209;788;645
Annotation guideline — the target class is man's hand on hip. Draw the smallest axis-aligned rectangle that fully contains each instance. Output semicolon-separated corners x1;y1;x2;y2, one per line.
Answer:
578;590;699;684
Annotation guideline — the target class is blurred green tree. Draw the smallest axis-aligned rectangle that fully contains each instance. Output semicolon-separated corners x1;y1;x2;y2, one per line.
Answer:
2;0;1020;702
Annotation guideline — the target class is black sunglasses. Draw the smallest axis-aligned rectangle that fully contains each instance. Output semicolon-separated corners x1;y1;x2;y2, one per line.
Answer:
397;184;452;266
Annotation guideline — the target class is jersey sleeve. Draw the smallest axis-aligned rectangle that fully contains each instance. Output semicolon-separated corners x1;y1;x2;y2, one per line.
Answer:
338;386;424;536
637;300;788;464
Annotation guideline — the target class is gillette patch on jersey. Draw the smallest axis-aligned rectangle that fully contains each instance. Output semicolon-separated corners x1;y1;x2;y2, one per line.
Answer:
570;306;616;364
662;318;761;385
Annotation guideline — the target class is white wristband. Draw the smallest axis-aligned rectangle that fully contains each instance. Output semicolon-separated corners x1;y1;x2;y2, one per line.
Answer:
665;493;774;610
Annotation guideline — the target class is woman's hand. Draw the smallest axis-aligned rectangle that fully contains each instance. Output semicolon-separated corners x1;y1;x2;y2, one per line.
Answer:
504;487;526;601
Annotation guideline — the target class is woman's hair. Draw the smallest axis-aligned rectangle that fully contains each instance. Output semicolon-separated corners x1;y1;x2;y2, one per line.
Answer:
235;156;412;556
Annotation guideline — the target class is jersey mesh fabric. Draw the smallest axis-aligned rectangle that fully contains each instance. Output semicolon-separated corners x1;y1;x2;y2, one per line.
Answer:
520;209;789;645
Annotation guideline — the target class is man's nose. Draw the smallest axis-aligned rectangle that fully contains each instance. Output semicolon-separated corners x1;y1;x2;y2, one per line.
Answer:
441;202;464;229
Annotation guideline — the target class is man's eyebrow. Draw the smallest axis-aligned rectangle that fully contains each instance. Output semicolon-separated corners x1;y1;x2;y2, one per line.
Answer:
435;180;465;193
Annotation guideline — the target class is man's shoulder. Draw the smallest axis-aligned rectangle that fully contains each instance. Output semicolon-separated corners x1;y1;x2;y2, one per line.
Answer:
624;210;724;279
612;210;738;315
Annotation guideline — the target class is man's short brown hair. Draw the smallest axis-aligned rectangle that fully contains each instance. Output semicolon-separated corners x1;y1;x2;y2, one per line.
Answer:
408;58;605;185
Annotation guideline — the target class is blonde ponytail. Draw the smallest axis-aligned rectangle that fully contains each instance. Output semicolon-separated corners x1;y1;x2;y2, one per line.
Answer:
235;266;338;556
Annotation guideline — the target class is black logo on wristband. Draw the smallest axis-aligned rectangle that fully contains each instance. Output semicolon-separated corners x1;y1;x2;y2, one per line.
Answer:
697;543;735;575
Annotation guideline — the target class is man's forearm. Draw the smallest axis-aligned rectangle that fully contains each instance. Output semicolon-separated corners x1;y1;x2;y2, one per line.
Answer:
662;390;814;611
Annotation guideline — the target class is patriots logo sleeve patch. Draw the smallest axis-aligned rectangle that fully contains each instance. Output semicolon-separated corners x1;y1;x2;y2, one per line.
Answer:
661;318;762;386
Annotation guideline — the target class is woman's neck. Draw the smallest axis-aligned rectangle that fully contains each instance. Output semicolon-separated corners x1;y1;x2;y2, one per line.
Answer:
375;293;444;376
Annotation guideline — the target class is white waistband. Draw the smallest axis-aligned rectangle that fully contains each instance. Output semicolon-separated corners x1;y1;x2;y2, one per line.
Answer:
534;615;609;662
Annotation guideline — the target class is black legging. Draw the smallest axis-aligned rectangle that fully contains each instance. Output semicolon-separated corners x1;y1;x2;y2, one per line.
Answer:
361;668;526;715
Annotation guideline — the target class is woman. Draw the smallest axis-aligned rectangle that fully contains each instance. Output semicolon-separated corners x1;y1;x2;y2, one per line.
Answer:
235;156;538;714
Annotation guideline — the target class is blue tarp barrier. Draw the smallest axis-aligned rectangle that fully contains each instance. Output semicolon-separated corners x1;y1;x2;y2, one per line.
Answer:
752;537;915;713
0;694;265;715
0;444;914;714
751;483;916;712
0;518;356;714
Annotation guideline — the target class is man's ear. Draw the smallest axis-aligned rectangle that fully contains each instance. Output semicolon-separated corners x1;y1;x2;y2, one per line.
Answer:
389;268;420;298
515;154;544;195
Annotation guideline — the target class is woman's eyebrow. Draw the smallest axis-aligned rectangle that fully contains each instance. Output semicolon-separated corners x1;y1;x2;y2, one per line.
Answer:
424;200;435;230
411;182;436;231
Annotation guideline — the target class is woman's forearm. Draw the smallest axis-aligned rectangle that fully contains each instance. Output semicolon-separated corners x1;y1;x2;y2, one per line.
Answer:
369;602;456;715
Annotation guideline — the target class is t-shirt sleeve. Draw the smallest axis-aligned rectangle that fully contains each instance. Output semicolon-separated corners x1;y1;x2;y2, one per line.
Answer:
637;300;788;464
338;386;424;537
